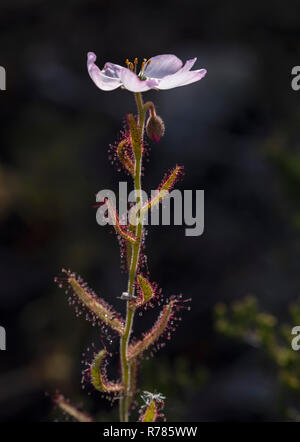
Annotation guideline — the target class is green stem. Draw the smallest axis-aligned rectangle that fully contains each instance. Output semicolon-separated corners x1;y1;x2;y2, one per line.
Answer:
119;92;145;422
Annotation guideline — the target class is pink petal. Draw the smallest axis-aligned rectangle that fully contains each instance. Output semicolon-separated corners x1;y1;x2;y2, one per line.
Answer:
181;58;197;72
102;62;123;79
87;52;122;91
156;69;207;90
144;54;183;79
120;68;158;92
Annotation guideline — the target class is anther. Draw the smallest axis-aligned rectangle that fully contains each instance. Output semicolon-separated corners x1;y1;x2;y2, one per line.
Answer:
141;58;147;71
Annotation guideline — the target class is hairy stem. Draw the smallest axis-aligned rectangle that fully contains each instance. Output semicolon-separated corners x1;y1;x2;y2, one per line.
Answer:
119;92;145;422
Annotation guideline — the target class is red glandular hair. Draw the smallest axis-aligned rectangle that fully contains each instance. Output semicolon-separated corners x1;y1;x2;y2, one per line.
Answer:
54;269;125;336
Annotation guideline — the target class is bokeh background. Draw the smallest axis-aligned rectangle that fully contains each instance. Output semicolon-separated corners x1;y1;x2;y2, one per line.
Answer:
1;0;300;422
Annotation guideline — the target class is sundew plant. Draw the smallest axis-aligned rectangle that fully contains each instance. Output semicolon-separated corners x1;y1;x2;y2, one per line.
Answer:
54;53;206;422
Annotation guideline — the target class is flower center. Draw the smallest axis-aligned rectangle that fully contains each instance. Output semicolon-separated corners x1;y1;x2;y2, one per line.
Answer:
125;57;152;80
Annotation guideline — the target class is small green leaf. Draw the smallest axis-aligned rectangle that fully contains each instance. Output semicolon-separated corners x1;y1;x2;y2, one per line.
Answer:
141;400;157;422
136;274;154;306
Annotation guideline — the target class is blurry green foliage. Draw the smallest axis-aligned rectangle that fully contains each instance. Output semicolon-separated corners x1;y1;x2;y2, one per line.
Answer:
264;127;300;232
215;296;300;419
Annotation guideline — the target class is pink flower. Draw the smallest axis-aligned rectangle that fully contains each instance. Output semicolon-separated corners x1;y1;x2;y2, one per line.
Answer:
87;53;207;92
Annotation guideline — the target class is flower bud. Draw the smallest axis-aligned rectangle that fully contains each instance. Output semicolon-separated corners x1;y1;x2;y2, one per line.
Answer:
146;113;165;142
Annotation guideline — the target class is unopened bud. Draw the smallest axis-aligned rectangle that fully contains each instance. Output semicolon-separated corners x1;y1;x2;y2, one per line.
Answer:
146;113;165;142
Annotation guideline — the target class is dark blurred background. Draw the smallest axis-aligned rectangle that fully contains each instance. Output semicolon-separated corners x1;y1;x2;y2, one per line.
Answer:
1;0;300;422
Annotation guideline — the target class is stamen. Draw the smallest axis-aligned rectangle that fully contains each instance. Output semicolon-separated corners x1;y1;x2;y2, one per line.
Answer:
143;59;151;72
141;58;147;72
125;57;151;77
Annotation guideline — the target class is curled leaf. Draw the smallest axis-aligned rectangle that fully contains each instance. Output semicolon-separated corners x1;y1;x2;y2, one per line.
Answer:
117;139;135;176
90;349;124;393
